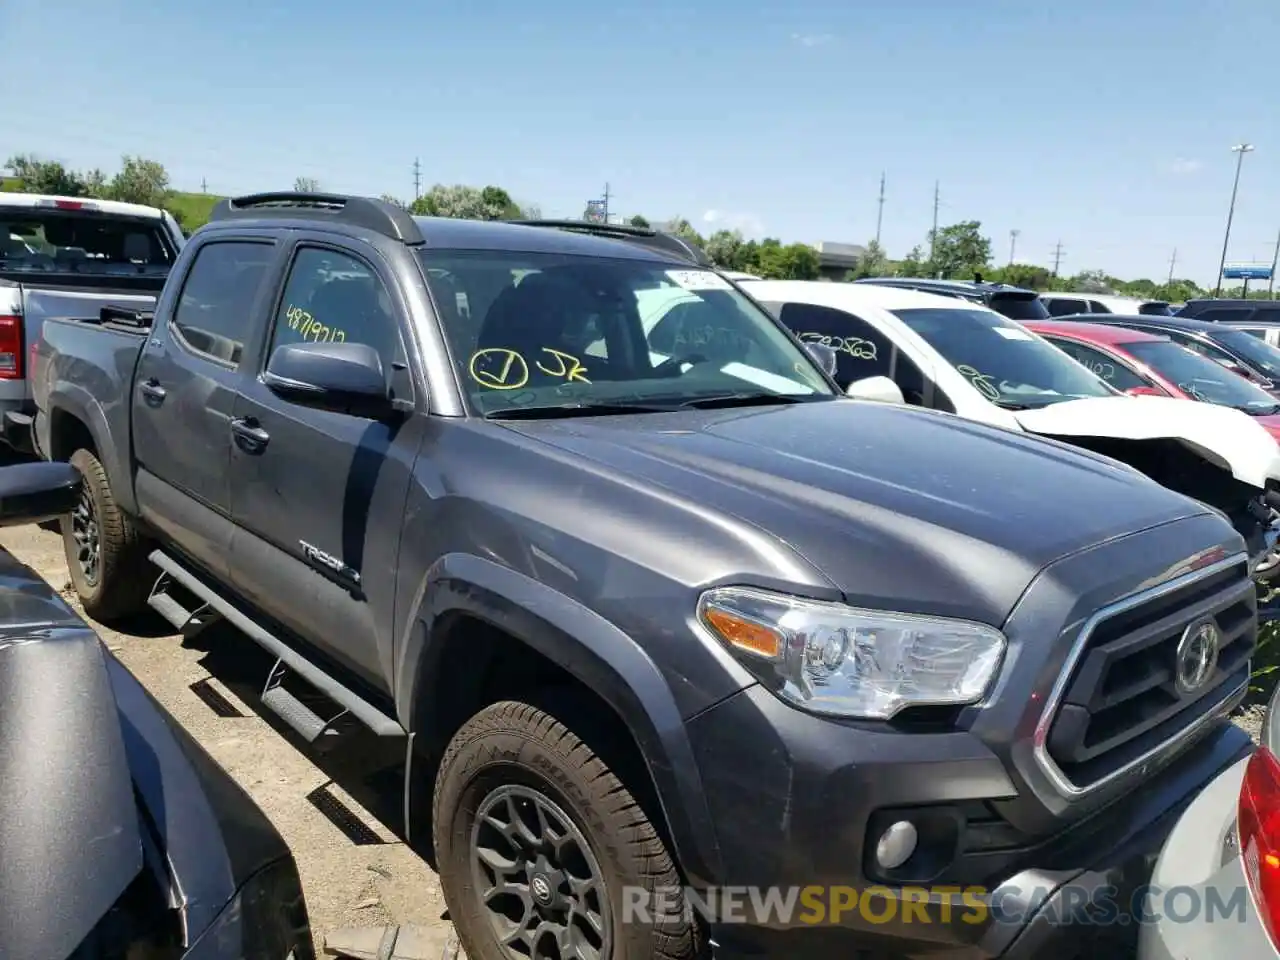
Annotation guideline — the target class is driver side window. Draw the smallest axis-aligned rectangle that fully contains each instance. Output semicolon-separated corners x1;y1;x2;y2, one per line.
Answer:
775;302;936;408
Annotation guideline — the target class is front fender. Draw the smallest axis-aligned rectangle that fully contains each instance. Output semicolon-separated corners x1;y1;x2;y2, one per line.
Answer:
45;383;137;515
396;552;728;888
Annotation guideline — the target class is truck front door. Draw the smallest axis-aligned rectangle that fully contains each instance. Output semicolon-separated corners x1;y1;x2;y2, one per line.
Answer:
131;237;278;579
227;241;421;691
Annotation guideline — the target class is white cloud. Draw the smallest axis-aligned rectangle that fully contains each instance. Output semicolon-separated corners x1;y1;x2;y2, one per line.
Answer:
702;209;765;237
790;32;835;47
1168;158;1203;174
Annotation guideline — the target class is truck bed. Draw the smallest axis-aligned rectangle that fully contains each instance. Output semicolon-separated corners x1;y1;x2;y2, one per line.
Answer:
31;313;147;474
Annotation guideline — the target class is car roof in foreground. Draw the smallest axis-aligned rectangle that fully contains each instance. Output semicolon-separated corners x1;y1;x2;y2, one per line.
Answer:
0;190;167;219
412;216;695;263
742;278;998;313
856;276;1039;296
1024;319;1167;345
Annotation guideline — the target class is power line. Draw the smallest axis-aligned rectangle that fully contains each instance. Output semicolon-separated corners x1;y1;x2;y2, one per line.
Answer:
412;157;422;200
1051;240;1066;277
875;172;885;245
929;181;940;268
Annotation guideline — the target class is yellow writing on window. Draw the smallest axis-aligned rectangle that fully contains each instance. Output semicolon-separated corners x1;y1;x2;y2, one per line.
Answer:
469;347;591;390
286;304;347;344
536;348;591;383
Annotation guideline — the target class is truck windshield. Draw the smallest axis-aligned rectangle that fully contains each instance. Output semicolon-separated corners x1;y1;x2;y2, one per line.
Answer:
0;207;175;277
894;306;1116;409
1124;340;1280;413
417;249;834;416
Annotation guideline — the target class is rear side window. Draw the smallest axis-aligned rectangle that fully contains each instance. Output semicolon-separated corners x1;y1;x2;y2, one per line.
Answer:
1045;338;1148;390
1195;307;1254;324
172;241;275;366
989;294;1050;320
1085;300;1112;313
0;207;176;277
1045;298;1088;317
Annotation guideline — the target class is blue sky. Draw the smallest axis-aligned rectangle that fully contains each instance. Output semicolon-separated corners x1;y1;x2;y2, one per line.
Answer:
3;0;1276;287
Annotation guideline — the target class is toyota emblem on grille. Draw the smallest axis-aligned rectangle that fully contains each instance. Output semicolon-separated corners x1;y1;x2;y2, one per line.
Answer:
1174;618;1221;695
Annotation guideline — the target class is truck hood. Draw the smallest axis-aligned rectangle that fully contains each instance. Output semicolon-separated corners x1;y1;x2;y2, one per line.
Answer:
1013;396;1280;489
501;399;1215;623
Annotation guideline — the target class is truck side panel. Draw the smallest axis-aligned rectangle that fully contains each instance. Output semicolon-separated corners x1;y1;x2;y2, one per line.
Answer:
35;316;149;516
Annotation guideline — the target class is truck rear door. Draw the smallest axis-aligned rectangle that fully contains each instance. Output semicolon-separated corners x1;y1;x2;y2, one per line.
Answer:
130;236;279;579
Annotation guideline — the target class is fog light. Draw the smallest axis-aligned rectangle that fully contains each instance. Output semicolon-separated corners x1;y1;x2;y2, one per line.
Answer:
875;820;918;869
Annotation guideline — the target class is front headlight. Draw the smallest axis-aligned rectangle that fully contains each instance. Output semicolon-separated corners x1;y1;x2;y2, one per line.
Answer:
698;586;1007;719
184;857;314;960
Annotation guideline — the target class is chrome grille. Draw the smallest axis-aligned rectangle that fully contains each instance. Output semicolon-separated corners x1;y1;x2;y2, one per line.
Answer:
1035;555;1254;795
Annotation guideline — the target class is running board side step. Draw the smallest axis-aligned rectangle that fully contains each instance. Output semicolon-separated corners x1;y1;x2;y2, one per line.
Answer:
146;550;405;740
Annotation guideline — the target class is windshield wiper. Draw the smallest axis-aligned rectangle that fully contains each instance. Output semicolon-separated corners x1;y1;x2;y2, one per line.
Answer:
680;393;813;410
989;399;1032;411
485;401;678;420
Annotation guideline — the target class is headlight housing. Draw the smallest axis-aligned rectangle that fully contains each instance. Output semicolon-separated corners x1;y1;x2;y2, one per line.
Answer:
184;856;314;960
698;586;1007;719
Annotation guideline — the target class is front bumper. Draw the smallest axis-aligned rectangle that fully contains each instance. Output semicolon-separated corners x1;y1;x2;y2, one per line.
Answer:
688;685;1254;960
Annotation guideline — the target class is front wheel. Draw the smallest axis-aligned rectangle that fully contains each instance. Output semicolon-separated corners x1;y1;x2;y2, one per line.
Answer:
61;448;153;622
433;700;706;960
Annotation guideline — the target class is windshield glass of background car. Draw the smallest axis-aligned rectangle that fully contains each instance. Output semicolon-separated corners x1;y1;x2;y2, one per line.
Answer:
1124;340;1278;411
894;307;1115;407
0;210;175;276
1210;328;1280;380
417;250;834;414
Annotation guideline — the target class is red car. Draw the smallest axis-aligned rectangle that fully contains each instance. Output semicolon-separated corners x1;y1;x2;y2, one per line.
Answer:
1025;319;1280;440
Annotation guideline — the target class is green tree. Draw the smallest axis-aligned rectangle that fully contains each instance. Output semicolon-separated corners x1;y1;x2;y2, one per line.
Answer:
108;155;170;207
380;194;406;208
705;229;748;270
294;177;321;193
412;184;526;220
755;238;820;280
628;215;650;228
846;239;889;280
664;217;706;248
927;221;992;279
4;154;89;196
896;245;926;276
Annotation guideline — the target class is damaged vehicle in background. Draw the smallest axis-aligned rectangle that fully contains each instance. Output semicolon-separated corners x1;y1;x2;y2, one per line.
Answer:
0;459;314;960
740;280;1280;599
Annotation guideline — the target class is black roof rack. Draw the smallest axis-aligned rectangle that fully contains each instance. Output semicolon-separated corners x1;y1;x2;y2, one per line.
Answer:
209;192;425;245
509;219;713;267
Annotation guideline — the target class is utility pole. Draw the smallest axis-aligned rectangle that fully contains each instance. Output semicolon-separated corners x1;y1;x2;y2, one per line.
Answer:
1009;229;1020;265
1051;240;1065;277
412;158;422;201
201;177;207;194
1268;227;1280;299
929;181;940;267
1167;248;1178;285
1215;143;1254;296
875;172;885;245
602;182;611;223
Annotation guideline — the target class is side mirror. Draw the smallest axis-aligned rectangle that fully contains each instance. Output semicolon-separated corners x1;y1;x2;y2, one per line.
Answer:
263;341;397;417
803;342;838;377
0;461;81;528
845;375;905;404
1124;385;1167;397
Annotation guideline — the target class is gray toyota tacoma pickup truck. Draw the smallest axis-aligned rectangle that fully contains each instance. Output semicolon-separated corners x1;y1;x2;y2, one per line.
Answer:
31;193;1259;960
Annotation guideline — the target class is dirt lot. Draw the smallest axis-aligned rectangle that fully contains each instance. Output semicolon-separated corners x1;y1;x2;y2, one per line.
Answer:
0;520;455;957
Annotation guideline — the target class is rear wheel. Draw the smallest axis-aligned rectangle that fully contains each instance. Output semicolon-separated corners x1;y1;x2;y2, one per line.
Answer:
433;700;705;960
62;448;153;622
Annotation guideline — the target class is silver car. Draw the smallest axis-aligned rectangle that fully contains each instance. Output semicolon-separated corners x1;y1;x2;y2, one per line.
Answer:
1138;691;1280;958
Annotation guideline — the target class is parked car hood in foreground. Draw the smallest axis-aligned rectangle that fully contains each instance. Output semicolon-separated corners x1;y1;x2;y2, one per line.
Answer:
496;398;1214;624
1012;395;1280;489
0;549;291;960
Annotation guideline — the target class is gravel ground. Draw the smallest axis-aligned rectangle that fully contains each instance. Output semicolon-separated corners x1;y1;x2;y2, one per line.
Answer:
0;521;455;957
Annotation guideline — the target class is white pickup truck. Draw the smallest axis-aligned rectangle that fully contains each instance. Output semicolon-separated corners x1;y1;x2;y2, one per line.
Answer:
0;192;184;449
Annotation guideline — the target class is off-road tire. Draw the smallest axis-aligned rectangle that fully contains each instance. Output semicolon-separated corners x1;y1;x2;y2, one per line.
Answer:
62;448;153;623
433;699;706;960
